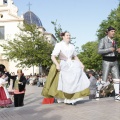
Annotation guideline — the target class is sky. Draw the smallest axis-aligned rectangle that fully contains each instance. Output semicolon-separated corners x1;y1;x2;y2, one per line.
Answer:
14;0;119;49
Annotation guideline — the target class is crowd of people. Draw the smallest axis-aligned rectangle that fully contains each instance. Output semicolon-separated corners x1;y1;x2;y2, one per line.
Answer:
87;70;116;100
26;74;47;87
0;64;47;108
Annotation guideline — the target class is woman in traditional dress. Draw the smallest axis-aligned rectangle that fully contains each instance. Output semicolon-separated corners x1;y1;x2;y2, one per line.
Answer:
0;74;12;108
42;31;90;105
5;69;26;107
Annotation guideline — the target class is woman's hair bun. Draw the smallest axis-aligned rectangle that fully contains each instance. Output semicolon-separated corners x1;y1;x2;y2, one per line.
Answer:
60;31;69;37
60;32;64;36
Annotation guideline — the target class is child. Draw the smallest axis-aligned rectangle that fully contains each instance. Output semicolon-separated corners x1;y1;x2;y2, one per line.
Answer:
88;70;97;100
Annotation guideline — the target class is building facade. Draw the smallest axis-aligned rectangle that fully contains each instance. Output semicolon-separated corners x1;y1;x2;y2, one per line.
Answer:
0;0;56;75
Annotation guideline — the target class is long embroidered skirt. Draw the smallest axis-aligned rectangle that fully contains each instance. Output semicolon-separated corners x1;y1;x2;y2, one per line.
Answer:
41;63;90;104
0;87;12;107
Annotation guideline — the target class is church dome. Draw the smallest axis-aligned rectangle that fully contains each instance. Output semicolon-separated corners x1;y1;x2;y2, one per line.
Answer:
23;11;43;27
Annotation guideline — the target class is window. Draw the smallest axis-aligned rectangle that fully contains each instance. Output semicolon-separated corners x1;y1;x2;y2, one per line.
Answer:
3;0;7;4
0;14;3;18
0;26;5;39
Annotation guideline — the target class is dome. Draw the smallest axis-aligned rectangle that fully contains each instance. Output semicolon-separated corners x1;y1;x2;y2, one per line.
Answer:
23;11;43;27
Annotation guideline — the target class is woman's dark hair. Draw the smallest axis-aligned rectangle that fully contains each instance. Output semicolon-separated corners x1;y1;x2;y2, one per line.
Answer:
0;64;5;73
60;31;69;37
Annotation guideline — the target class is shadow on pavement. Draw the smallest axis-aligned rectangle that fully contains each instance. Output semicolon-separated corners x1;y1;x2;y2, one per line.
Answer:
77;99;91;105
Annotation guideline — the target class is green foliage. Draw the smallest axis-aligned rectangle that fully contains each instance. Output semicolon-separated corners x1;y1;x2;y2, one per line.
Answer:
0;22;53;68
51;20;63;42
78;41;102;70
97;4;120;62
97;5;120;47
51;20;76;42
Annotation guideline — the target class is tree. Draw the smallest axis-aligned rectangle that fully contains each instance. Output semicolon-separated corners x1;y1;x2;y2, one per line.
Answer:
78;4;120;71
97;4;120;61
97;5;120;47
0;22;54;68
51;20;76;42
51;20;63;42
78;41;102;70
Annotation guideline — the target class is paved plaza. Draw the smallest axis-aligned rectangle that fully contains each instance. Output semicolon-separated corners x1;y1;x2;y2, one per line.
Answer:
0;85;120;120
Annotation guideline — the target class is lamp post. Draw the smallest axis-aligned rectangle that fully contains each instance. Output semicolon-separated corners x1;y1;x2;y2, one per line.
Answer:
39;63;42;75
35;44;42;75
32;67;34;75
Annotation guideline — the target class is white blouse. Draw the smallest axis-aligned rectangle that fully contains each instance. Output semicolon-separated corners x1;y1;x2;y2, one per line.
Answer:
51;41;77;58
0;78;5;85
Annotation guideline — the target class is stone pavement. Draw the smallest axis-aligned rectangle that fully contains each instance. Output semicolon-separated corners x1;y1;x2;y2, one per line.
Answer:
0;85;120;120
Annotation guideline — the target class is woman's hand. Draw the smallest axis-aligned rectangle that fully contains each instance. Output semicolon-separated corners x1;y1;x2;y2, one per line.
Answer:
56;64;61;71
1;83;5;87
51;55;60;71
18;82;23;85
4;68;7;72
4;81;8;84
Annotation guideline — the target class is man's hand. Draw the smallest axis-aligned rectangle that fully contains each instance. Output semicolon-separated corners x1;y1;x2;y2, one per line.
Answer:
116;48;120;53
110;47;115;52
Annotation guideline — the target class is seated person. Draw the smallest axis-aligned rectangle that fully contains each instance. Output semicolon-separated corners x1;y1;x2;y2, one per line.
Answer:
100;78;115;97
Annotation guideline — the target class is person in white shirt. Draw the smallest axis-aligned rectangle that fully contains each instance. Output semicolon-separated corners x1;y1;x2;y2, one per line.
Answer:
42;31;90;105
